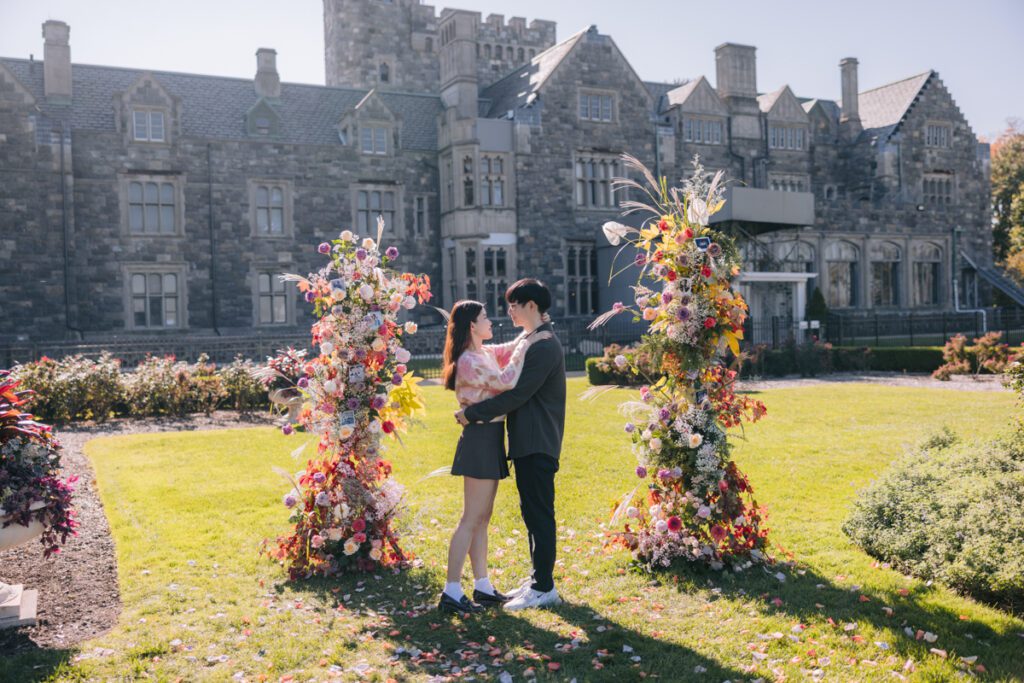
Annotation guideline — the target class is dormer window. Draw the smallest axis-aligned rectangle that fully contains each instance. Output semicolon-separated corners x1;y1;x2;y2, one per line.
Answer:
254;116;271;135
132;110;166;142
360;126;388;155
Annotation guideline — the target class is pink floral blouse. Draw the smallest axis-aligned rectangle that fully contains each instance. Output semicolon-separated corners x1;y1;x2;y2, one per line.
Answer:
454;336;530;413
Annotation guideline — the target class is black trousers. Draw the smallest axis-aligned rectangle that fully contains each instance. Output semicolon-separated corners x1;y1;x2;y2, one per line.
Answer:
513;453;559;592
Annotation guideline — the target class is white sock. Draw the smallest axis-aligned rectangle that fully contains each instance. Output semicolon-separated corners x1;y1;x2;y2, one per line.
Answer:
474;577;496;596
443;582;465;601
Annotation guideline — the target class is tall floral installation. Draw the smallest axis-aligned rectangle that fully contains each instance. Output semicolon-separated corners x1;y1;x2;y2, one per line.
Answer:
264;219;432;579
592;155;770;571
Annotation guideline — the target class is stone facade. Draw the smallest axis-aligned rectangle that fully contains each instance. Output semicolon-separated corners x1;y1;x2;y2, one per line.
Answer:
0;7;995;343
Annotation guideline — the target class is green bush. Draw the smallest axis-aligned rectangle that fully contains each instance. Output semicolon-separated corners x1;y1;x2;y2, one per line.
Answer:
863;346;945;373
585;344;658;386
219;356;269;412
843;428;1024;613
11;353;124;422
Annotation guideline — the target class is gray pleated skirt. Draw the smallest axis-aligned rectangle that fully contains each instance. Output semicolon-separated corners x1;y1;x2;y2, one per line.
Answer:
451;421;510;480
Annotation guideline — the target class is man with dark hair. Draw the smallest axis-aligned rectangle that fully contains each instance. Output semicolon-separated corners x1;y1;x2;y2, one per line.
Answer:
455;277;566;610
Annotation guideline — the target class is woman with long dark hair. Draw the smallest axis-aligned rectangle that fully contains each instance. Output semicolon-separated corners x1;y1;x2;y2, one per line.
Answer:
437;300;550;613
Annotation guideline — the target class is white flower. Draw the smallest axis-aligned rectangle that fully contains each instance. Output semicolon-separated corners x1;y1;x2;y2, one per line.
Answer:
358;284;375;301
339;230;353;241
343;539;359;555
602;221;631;246
338;425;354;440
323;380;337;394
641;429;652;441
368;547;382;561
655;519;669;533
368;419;382;434
395;348;411;363
614;354;627;368
688;433;703;448
648;504;662;519
362;237;376;250
321;341;335;355
649;437;662;452
626;506;639;518
326;527;344;541
371;338;386;352
331;288;347;302
404;322;418;334
403;295;417;310
687;195;709;226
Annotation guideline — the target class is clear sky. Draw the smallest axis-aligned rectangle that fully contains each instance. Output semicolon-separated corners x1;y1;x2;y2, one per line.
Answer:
1;0;1021;139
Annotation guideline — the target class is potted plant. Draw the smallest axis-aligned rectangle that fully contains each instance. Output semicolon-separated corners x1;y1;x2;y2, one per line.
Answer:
0;370;77;626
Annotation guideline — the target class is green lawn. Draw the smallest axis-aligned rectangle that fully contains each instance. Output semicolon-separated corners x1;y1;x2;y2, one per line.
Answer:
7;380;1024;682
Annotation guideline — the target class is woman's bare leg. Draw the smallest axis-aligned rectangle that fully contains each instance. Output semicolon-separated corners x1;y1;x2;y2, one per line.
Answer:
446;476;499;585
468;480;498;580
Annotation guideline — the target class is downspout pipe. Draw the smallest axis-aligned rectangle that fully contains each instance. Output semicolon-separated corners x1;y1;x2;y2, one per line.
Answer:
60;119;84;340
207;143;221;335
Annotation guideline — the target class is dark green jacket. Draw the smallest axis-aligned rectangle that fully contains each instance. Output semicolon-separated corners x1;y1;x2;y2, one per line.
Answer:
464;323;566;460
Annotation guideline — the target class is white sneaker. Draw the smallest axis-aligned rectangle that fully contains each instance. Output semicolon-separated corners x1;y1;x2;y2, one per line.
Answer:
503;587;561;611
507;578;534;600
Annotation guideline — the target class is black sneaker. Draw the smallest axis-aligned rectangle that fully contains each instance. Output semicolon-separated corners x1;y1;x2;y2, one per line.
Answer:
438;592;484;614
473;588;511;607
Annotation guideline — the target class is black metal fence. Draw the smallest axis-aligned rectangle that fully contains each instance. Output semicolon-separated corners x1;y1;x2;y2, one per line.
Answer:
1;317;649;378
825;308;1024;347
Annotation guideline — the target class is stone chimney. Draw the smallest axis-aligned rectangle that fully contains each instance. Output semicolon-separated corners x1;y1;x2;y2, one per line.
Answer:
839;57;862;138
714;43;757;100
42;20;72;102
255;48;281;99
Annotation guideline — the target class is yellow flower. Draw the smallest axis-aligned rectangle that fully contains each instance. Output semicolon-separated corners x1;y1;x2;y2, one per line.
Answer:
343;539;359;555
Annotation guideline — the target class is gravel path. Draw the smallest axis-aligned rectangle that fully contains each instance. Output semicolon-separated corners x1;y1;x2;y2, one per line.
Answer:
736;371;1010;392
0;410;277;654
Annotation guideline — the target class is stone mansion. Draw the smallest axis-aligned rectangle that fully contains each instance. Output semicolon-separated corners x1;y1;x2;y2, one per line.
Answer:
0;0;1001;343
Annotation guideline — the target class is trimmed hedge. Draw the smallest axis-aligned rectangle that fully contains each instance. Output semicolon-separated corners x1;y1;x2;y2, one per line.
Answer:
587;344;947;385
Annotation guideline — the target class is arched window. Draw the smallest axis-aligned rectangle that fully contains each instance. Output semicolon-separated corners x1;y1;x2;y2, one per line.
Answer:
484;44;492;59
825;240;860;308
912;242;943;307
379;62;390;83
495;45;503;60
869;241;901;307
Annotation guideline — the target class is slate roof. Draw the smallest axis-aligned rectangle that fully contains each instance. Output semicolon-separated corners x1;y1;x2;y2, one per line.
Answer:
479;26;589;118
664;78;702;110
800;97;840;122
756;86;787;113
0;57;442;150
644;80;680;113
855;70;933;140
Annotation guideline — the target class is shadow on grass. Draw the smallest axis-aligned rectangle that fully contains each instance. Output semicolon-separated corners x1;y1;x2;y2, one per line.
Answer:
0;632;74;683
659;560;1024;679
287;569;748;681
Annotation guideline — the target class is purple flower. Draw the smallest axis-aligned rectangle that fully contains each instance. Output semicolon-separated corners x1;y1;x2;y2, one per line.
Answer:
391;373;403;386
355;248;367;261
371;395;387;410
318;242;331;254
354;349;367;361
661;292;673;305
659;408;672;422
708;242;722;257
283;493;297;508
347;397;361;410
678;254;689;267
634;253;647;267
304;291;316;303
624;422;635;433
281;424;294;436
679;294;691;306
612;301;625;313
658;468;673;481
385;246;399;259
313;472;326;484
297;377;309;389
676;307;691;322
635;465;648;479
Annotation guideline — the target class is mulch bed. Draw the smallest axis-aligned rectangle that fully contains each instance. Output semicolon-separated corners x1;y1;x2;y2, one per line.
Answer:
0;410;277;654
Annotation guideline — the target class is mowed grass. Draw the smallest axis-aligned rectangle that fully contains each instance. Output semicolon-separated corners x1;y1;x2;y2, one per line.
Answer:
7;380;1024;682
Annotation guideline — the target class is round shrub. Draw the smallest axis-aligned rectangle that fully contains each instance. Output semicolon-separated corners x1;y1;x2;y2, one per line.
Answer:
843;428;1024;613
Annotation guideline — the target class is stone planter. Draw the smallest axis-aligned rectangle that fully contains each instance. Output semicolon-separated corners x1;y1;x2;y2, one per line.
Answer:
0;500;45;628
269;388;305;425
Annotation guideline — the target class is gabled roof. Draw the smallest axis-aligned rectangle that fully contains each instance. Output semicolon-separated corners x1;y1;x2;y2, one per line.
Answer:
0;57;441;149
480;27;589;117
757;84;809;122
856;70;933;140
664;76;726;116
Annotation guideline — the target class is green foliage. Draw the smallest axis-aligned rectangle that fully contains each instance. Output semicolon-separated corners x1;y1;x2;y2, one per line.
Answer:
218;356;269;412
585;343;659;386
805;286;828;322
844;429;1024;613
991;122;1024;260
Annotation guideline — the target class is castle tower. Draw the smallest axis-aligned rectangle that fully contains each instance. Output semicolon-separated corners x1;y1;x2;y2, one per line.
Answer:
439;9;478;119
323;0;439;92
